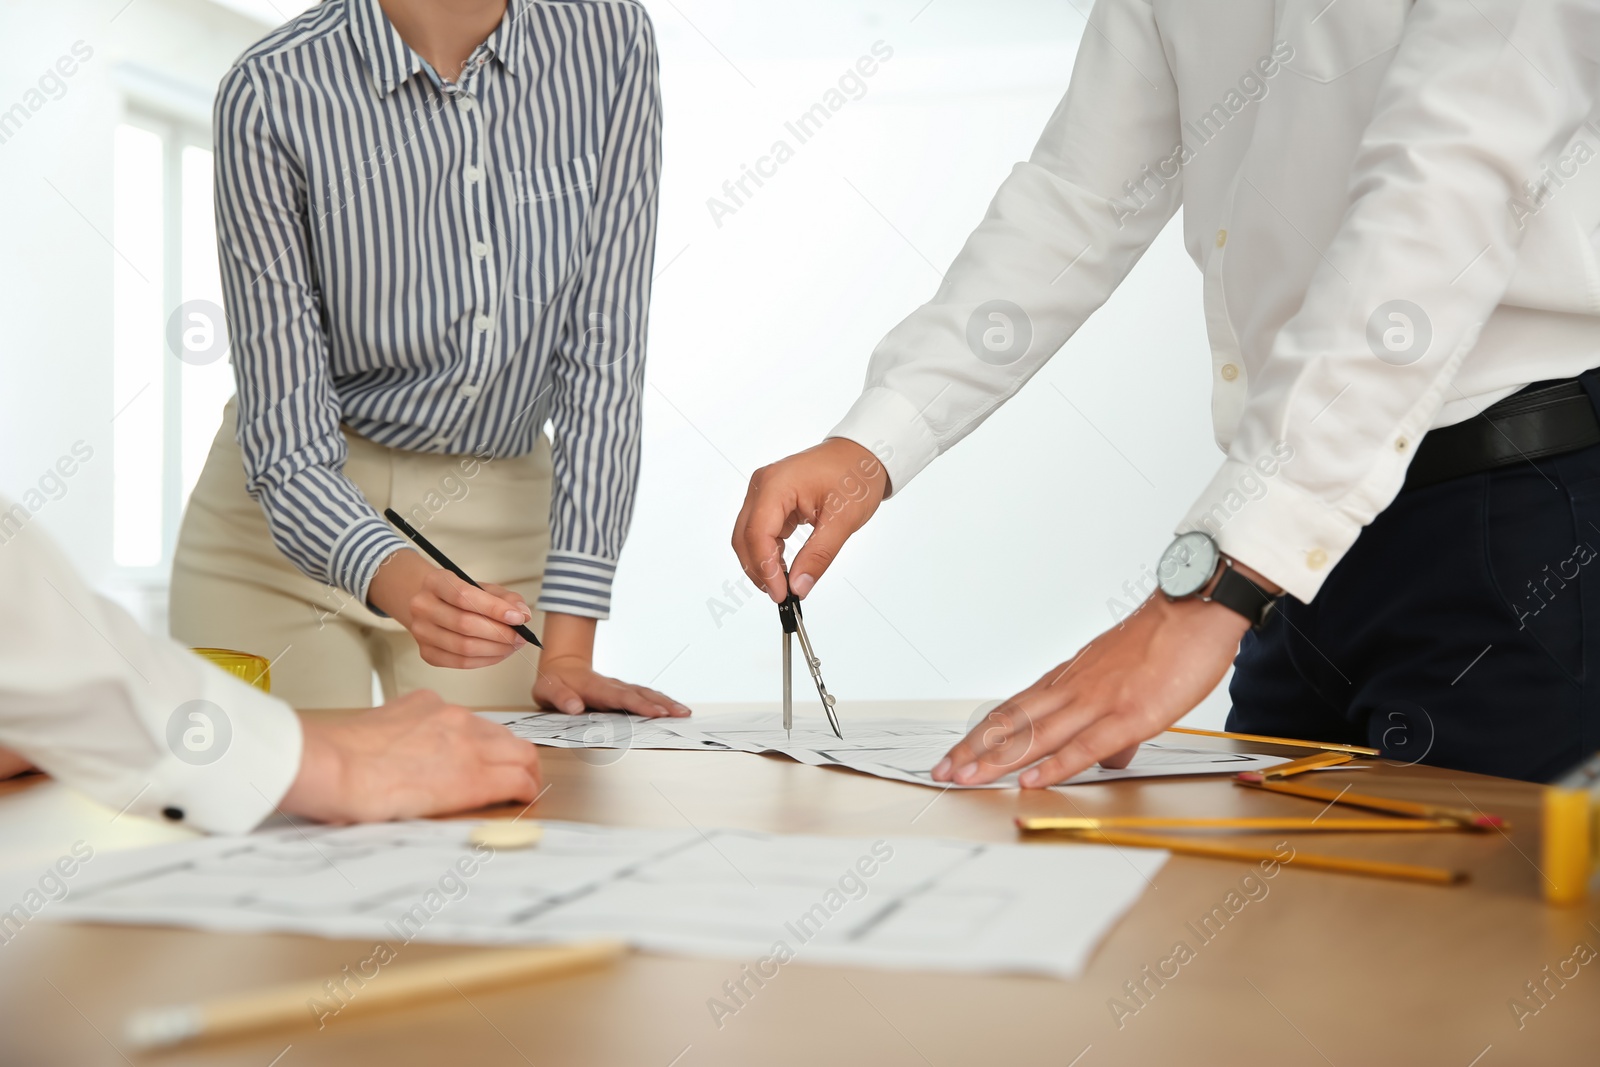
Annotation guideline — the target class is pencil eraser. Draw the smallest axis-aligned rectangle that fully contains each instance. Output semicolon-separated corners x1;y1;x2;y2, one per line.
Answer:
1234;772;1264;783
470;820;543;850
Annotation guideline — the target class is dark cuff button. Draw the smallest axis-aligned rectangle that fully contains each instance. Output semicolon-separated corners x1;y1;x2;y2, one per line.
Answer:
161;806;185;821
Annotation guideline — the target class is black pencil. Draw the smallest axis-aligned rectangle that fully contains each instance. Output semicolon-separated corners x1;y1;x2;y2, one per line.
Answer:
382;507;542;648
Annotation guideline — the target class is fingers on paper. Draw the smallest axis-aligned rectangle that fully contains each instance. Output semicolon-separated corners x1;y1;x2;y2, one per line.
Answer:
535;676;588;716
1098;743;1139;770
935;701;1039;783
595;678;678;719
1018;718;1150;788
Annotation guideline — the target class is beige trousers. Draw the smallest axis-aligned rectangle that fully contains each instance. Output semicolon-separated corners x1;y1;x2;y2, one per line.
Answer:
170;399;551;709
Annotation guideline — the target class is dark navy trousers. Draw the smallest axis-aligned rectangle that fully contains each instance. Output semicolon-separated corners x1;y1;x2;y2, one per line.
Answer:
1228;384;1600;783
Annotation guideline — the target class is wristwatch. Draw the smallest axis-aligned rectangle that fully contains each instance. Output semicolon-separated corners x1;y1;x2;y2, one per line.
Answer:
1156;531;1277;628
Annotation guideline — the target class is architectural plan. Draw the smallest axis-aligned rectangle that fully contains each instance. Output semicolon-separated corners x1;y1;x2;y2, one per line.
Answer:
485;709;1290;788
692;714;1289;787
482;710;732;752
30;820;1166;980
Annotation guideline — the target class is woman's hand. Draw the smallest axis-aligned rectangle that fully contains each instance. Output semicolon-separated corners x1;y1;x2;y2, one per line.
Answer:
530;613;689;718
368;549;532;669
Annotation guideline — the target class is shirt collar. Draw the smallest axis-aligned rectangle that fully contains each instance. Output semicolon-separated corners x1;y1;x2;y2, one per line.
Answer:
480;1;526;77
347;0;428;96
347;0;525;96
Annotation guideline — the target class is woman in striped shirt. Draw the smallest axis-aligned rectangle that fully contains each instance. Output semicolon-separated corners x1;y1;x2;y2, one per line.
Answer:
171;0;685;719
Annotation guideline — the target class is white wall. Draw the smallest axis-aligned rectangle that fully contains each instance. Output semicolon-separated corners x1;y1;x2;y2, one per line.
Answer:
0;0;270;604
0;0;1235;725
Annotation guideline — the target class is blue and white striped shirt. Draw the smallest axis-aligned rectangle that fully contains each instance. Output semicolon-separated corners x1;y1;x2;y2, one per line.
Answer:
213;0;659;618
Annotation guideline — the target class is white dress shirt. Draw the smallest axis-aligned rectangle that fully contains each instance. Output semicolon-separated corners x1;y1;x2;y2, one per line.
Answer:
830;0;1600;602
0;502;302;833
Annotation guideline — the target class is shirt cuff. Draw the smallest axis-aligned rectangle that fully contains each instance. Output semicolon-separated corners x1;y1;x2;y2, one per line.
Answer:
536;551;617;619
1178;457;1365;605
127;664;304;835
330;515;411;606
827;386;942;499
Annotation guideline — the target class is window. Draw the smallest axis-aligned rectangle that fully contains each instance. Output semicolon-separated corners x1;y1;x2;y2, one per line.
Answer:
111;112;234;574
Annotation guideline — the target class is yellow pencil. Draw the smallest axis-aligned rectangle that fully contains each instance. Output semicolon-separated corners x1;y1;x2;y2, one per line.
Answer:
1025;826;1467;886
1261;751;1357;778
1165;725;1380;756
1233;773;1507;829
1017;815;1472;833
124;940;627;1050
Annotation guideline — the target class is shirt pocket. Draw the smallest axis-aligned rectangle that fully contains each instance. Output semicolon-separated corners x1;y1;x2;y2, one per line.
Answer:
507;152;599;307
1276;0;1410;83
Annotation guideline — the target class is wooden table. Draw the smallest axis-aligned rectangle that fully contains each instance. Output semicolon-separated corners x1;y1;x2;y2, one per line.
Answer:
1;702;1596;1066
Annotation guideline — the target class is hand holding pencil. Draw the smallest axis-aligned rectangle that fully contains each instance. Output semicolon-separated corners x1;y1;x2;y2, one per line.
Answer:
368;512;537;670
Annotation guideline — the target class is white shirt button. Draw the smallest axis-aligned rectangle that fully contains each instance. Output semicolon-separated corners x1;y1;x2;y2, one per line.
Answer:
473;314;493;332
433;435;452;449
473;241;490;259
1220;363;1240;381
458;97;476;112
1306;548;1329;570
460;383;481;399
465;165;484;184
1215;228;1228;248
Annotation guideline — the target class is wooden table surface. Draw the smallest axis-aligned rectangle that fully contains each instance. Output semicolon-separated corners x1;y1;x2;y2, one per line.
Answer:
0;702;1596;1067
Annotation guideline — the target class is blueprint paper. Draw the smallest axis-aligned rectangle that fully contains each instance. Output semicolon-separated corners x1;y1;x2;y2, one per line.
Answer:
482;711;1288;787
483;710;733;752
490;710;1289;788
30;820;1166;980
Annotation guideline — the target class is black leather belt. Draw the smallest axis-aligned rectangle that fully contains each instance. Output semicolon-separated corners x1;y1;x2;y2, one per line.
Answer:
1402;373;1600;493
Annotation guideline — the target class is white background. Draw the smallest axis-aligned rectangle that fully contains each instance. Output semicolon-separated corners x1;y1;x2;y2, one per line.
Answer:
0;0;1233;724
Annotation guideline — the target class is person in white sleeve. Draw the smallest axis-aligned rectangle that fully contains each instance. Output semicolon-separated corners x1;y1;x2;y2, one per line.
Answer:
734;0;1600;784
0;500;541;833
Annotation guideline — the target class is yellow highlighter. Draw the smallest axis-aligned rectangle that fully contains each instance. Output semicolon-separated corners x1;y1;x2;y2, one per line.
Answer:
190;648;272;693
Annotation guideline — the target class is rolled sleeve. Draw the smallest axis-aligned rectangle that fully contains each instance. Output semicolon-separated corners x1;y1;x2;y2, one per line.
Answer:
329;515;412;606
539;552;618;618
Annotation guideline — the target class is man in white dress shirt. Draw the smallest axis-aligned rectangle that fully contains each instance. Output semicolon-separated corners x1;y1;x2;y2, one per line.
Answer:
734;0;1600;783
0;502;542;833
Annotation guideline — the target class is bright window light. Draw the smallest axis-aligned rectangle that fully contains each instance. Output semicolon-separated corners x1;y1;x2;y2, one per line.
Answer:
179;143;232;502
112;122;165;568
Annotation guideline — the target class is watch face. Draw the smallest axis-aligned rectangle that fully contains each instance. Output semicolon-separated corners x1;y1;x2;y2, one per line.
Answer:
1158;531;1219;598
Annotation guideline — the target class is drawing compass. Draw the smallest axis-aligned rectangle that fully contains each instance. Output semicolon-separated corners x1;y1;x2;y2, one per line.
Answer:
779;591;840;741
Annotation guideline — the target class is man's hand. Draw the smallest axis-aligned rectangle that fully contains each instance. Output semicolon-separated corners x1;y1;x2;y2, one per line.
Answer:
280;690;543;823
368;549;532;669
732;438;889;602
932;593;1252;788
530;612;688;718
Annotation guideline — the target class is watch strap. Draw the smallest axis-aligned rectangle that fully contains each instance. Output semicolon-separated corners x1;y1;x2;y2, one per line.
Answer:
1208;563;1277;627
